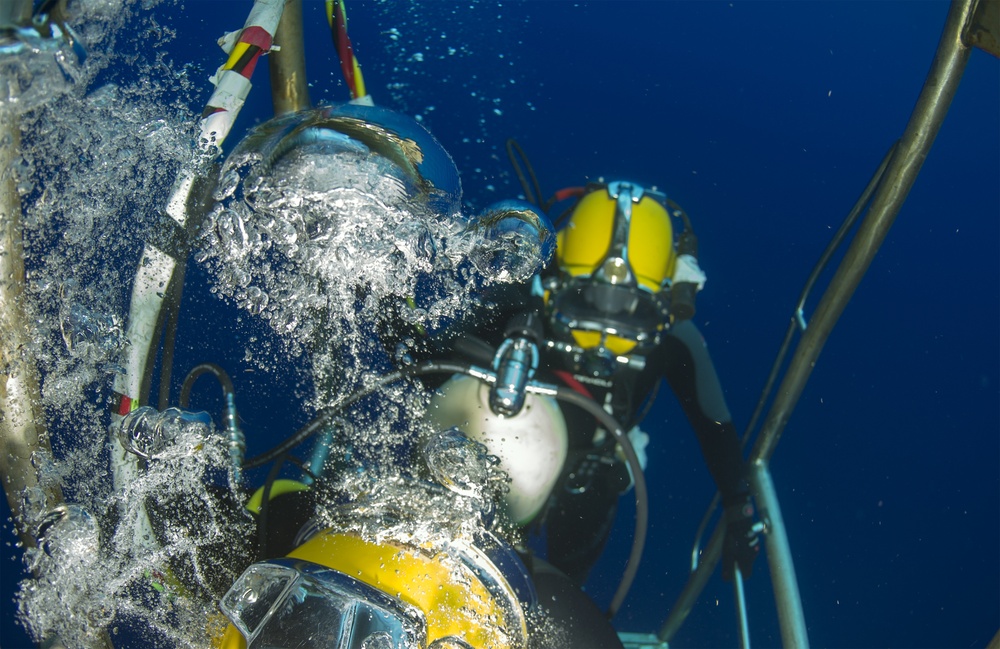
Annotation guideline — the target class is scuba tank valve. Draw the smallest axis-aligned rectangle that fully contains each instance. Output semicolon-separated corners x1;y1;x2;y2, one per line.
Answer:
489;312;543;417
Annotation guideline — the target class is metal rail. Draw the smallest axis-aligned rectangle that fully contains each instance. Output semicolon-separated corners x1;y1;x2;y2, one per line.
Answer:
658;0;980;645
752;460;808;647
0;101;64;549
270;0;311;115
0;0;66;546
750;0;975;466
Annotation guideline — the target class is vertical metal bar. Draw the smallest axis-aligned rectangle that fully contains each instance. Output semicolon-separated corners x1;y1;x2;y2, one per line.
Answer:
0;106;63;548
733;566;752;649
658;522;724;642
661;465;811;649
752;461;809;648
270;0;311;115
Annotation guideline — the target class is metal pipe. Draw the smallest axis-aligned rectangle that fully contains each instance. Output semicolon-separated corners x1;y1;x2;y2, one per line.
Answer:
733;566;751;649
750;0;974;464
752;460;809;648
0;106;63;547
661;464;812;648
965;0;999;57
658;521;724;642
269;0;311;115
657;1;977;642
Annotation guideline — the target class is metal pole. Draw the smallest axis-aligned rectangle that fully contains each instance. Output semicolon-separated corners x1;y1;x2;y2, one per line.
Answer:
0;0;43;542
0;105;63;548
269;0;311;115
733;566;752;649
657;0;977;642
752;460;809;648
659;521;724;642
750;0;975;464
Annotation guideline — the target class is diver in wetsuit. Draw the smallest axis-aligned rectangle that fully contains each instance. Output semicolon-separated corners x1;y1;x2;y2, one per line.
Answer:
437;180;761;588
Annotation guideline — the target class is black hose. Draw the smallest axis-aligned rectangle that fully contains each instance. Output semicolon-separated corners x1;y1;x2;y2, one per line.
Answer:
255;452;316;560
257;454;285;560
551;201;579;230
156;262;188;410
505;138;544;208
666;198;694;234
551;386;647;619
242;362;471;469
633;379;661;428
179;362;237;408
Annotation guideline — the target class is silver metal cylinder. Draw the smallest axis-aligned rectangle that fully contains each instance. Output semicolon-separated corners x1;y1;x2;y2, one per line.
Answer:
0;105;62;547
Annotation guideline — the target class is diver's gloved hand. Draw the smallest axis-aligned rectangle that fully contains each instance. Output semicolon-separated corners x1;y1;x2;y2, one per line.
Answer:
722;496;761;581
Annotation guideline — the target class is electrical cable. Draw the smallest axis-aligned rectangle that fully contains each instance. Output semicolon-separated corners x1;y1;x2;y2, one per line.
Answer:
157;263;188;409
179;362;237;408
505;138;543;207
328;0;367;100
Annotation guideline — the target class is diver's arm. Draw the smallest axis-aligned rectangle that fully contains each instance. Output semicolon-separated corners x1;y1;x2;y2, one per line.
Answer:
658;319;749;503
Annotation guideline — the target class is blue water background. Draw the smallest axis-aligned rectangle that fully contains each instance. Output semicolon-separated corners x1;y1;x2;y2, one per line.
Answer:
2;1;998;647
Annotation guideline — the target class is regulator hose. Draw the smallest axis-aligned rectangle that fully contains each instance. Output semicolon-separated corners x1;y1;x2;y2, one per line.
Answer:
551;384;647;619
241;360;647;617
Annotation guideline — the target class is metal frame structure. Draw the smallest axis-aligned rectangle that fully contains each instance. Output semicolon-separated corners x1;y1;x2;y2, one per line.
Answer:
2;1;996;647
654;1;994;646
0;0;64;550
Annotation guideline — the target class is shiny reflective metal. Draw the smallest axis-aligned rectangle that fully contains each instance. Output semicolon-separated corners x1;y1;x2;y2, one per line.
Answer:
661;2;980;646
489;336;539;416
221;558;425;649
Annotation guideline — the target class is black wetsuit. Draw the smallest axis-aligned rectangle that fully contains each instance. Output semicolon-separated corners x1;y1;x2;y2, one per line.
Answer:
541;318;748;584
440;282;749;586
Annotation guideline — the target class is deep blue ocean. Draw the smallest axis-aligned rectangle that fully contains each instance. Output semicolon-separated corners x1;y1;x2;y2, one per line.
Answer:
2;1;998;648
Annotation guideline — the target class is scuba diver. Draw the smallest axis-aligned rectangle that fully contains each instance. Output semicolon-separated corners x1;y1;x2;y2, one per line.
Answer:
423;176;762;589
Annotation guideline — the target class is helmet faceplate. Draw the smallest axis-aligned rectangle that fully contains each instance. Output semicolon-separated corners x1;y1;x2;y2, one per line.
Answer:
549;182;675;362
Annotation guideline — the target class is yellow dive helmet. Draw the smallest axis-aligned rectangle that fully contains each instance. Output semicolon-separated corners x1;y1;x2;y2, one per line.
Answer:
549;181;676;362
215;527;532;649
